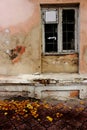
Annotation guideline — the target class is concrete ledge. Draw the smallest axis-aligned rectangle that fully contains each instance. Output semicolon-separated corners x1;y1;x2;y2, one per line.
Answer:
35;85;87;99
0;84;86;100
0;85;35;100
0;74;87;100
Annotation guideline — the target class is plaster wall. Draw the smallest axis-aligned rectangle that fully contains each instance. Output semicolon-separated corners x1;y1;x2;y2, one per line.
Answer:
0;0;41;75
79;0;87;73
0;0;86;75
42;54;78;73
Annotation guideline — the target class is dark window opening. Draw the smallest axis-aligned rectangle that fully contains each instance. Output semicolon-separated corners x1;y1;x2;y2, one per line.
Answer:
62;9;75;50
42;7;78;54
45;24;58;52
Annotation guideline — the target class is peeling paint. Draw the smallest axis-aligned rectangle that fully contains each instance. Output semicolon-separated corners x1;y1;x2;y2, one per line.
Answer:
9;46;26;63
42;54;78;73
0;24;41;75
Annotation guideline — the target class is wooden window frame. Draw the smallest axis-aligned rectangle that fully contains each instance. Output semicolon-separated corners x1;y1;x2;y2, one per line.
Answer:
41;6;79;55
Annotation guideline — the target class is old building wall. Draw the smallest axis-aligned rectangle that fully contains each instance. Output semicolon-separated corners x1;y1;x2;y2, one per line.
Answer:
0;0;41;75
42;54;78;73
79;0;87;73
0;0;86;75
39;0;87;74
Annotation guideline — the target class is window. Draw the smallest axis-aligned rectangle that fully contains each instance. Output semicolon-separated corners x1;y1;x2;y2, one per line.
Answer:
42;6;79;54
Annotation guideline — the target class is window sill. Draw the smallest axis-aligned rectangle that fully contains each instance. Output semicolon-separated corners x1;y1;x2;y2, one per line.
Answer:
42;52;78;56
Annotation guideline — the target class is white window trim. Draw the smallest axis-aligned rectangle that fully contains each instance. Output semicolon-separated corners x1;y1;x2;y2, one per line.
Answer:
42;6;79;55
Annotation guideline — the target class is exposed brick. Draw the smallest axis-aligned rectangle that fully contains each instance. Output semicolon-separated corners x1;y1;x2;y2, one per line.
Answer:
70;91;79;98
12;55;21;63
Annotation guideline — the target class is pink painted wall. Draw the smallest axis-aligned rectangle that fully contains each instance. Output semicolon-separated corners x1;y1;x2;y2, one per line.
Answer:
0;0;34;28
79;1;87;73
0;0;41;75
0;0;39;34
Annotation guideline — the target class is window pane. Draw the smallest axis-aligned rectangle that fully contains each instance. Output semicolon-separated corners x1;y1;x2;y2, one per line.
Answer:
62;9;75;50
63;23;74;31
45;24;58;53
45;10;57;23
63;10;75;22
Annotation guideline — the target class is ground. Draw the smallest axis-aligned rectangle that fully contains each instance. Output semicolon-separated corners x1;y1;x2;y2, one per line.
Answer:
0;96;87;130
